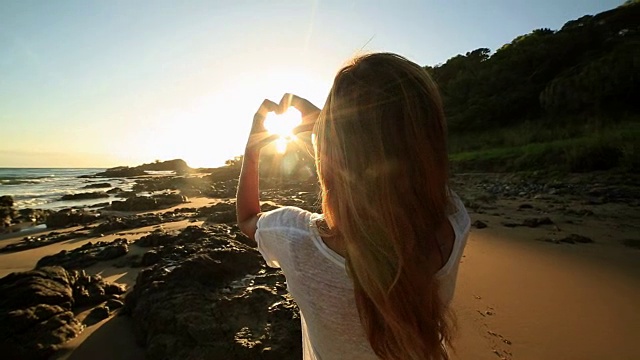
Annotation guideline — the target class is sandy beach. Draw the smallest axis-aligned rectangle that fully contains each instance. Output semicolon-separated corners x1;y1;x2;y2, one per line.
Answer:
1;183;639;359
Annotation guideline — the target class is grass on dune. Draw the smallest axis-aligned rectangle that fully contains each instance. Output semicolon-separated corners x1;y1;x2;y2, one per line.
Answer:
449;119;640;173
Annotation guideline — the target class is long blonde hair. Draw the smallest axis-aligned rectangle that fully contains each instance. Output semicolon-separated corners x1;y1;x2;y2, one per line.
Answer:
314;53;454;359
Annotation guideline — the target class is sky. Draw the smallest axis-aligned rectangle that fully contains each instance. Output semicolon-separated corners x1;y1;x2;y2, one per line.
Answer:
0;0;624;168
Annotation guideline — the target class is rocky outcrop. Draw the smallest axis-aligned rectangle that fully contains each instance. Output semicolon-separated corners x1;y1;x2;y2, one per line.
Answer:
45;209;101;229
123;225;301;360
91;159;193;178
60;192;110;201
90;211;189;236
0;195;17;230
89;167;146;178
82;183;112;189
0;231;84;253
37;239;129;269
0;267;126;359
109;193;188;211
16;208;52;223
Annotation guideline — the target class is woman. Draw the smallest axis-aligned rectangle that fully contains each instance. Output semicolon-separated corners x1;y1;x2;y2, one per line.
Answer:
237;53;470;360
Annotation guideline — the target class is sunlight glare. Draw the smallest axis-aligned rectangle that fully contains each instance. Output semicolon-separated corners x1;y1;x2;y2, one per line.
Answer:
264;108;302;137
264;108;302;153
275;137;289;154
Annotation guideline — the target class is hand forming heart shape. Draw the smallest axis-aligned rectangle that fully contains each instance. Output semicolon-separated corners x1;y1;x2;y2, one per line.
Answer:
246;94;321;154
264;108;302;138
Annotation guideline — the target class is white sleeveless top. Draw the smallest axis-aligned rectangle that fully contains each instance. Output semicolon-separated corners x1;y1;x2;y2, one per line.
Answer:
255;193;470;360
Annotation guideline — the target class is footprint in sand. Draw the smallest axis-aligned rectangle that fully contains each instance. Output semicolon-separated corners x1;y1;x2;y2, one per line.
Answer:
488;330;513;359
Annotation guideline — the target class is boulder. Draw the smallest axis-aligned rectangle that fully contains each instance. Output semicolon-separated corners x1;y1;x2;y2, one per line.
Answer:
37;238;129;270
472;220;488;229
123;225;302;360
0;195;17;230
141;250;161;266
522;217;553;228
0;267;126;359
0;195;14;207
45;209;100;228
106;187;124;194
16;208;52;223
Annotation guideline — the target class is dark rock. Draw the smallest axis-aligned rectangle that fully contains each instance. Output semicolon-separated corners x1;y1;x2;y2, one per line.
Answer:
91;213;174;235
82;183;112;189
92;167;146;178
472;220;488;229
523;217;553;228
60;192;110;201
563;208;594;217
46;209;101;228
93;159;192;178
197;201;236;216
205;210;236;224
16;208;52;223
136;230;177;247
622;239;640;249
123;225;301;359
106;187;124;194
501;222;520;228
0;195;14;207
1;231;84;253
105;299;124;311
37;238;129;269
260;203;282;212
88;202;110;209
232;227;255;247
141;250;161;266
0;267;125;359
86;305;110;322
561;234;593;244
109;194;188;211
115;190;137;198
1;195;18;231
518;203;534;209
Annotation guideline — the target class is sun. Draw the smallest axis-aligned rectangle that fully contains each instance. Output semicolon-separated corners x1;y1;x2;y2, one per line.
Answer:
264;108;302;153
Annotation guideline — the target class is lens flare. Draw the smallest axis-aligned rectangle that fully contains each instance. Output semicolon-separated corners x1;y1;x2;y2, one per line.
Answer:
275;137;289;153
264;108;302;154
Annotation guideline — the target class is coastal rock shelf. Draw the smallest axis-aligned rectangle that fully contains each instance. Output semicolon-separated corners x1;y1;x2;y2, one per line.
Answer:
0;267;126;359
122;224;302;360
37;238;129;269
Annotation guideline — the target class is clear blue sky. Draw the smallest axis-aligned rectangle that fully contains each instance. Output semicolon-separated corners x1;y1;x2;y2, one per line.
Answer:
0;0;623;167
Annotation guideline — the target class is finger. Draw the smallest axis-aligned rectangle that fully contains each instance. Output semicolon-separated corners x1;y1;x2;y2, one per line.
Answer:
292;122;315;135
277;93;294;114
291;96;321;118
255;99;279;119
278;93;320;117
247;133;279;151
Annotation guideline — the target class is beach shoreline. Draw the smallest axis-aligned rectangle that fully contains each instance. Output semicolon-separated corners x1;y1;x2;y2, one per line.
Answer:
1;170;639;359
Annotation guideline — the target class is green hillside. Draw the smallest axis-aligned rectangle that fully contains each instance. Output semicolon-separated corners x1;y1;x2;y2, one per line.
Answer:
426;1;639;173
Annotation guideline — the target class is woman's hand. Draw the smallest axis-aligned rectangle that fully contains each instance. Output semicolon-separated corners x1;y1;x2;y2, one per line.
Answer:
278;93;321;135
245;99;280;154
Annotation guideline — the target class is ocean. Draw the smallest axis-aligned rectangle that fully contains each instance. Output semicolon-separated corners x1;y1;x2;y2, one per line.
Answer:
0;168;137;210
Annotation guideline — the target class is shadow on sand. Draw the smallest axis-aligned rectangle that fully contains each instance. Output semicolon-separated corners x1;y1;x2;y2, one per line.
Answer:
55;313;145;360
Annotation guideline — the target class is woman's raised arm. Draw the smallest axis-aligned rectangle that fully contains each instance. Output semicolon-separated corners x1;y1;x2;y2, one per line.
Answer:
236;99;279;242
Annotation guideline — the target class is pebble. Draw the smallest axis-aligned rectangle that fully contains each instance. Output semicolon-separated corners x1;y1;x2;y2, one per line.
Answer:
472;220;488;229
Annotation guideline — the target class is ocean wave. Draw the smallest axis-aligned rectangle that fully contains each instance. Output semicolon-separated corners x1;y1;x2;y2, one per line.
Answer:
0;179;41;185
0;175;55;181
